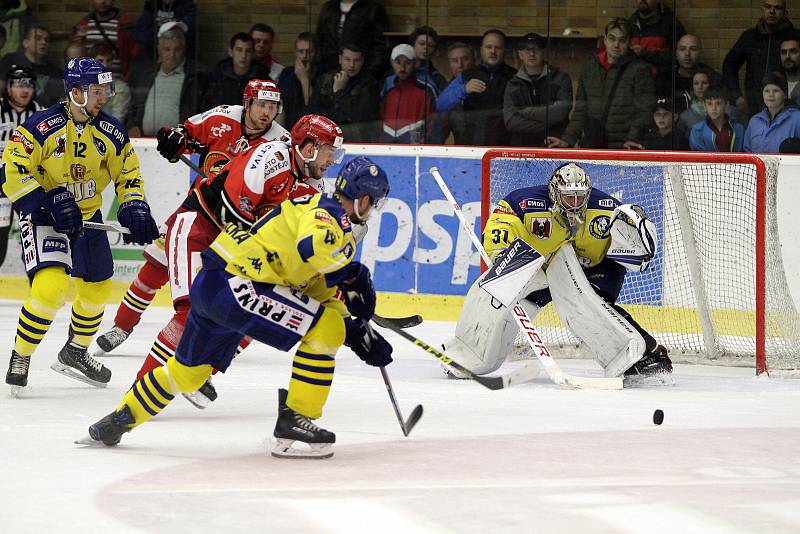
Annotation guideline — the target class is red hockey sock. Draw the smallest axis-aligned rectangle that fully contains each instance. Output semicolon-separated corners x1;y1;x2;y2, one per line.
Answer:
134;302;188;381
114;260;169;332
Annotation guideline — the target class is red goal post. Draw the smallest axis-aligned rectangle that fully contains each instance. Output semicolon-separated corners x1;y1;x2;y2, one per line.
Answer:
481;148;798;376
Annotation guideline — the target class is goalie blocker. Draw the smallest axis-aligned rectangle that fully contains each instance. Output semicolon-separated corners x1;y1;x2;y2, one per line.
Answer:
444;163;672;385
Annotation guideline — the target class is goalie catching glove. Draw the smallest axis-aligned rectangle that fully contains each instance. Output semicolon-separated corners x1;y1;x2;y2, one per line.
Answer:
344;317;393;367
607;204;658;272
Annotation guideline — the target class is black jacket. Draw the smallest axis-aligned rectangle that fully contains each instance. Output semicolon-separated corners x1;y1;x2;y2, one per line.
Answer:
503;64;573;146
453;62;516;146
202;58;271;110
309;68;380;142
315;0;390;81
723;18;797;115
127;58;205;131
628;3;686;92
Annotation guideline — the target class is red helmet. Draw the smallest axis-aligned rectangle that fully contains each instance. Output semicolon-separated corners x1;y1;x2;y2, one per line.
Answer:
242;79;282;113
290;114;344;151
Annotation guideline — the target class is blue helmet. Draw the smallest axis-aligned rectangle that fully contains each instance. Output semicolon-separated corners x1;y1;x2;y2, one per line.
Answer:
63;57;113;94
335;156;390;208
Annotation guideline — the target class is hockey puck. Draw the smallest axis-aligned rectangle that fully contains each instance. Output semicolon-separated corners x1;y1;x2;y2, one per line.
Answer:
653;409;664;425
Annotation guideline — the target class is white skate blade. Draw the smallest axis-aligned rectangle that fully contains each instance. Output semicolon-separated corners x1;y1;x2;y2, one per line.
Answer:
623;372;675;388
49;362;108;388
74;434;105;447
8;384;25;398
182;391;210;410
270;438;334;459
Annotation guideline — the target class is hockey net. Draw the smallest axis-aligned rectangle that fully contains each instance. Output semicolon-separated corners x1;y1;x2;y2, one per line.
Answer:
482;148;800;375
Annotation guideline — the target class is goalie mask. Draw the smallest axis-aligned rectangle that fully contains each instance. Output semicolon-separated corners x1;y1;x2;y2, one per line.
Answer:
548;163;591;222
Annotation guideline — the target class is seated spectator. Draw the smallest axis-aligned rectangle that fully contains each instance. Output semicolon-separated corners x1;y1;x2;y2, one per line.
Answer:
0;24;62;106
136;0;196;60
437;29;516;146
309;43;379;142
547;18;654;149
503;32;572;147
71;0;141;81
628;0;686;94
744;72;800;152
689;85;745;152
315;0;389;81
203;32;270;109
94;43;131;123
250;23;284;81
639;97;688;150
0;0;31;57
128;24;204;136
379;44;438;143
678;69;712;133
410;25;447;92
277;32;316;129
446;41;475;81
780;35;800;106
723;0;795;119
64;42;88;63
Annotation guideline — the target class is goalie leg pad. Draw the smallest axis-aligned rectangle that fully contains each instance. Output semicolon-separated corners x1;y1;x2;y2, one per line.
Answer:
546;246;646;377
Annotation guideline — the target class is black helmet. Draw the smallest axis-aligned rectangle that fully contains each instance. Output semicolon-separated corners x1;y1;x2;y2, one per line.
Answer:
6;64;36;85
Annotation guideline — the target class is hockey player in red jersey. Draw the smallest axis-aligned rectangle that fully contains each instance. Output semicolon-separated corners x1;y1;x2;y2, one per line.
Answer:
91;80;288;360
127;114;344;408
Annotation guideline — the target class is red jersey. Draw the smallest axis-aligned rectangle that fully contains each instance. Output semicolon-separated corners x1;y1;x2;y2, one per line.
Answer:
181;139;317;230
183;104;290;179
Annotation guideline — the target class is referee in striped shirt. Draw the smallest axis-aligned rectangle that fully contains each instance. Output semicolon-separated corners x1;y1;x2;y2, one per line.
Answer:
0;64;43;268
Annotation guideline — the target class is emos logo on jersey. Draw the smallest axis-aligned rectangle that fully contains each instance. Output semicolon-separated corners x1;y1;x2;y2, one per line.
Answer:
519;198;546;211
339;213;351;229
37;115;65;134
589;215;611;239
42;236;68;254
530;217;551;239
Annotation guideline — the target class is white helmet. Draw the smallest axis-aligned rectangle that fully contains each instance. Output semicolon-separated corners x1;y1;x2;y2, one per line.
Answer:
548;163;591;221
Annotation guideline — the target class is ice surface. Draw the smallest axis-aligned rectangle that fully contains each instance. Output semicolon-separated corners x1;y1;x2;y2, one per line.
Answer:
1;302;799;533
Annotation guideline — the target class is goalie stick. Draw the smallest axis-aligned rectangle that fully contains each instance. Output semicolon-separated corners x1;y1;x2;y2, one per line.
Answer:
379;367;423;436
429;166;623;391
372;314;539;390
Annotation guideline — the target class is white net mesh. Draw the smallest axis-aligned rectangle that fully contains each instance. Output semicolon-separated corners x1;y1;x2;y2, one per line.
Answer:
484;150;800;372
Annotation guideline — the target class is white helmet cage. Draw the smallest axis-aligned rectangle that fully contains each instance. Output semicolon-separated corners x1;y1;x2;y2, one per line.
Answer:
548;163;591;220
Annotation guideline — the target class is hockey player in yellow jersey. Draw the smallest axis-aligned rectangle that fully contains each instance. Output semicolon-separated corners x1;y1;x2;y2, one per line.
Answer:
444;163;673;386
2;57;159;394
81;157;392;459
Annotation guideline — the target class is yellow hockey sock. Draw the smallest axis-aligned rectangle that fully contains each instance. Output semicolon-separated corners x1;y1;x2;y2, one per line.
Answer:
71;279;111;346
14;267;68;356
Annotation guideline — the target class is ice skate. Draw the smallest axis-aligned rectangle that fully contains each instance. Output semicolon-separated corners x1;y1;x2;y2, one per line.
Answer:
6;351;31;398
182;377;218;409
623;345;674;387
75;405;135;446
91;326;131;357
51;341;111;388
271;388;335;459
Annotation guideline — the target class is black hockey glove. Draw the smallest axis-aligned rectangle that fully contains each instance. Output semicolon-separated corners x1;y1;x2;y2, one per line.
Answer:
118;200;160;245
44;186;82;235
156;125;189;163
344;317;393;367
334;262;376;320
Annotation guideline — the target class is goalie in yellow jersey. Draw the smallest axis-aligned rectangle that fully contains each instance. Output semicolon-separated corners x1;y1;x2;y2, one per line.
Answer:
2;57;159;394
80;157;392;459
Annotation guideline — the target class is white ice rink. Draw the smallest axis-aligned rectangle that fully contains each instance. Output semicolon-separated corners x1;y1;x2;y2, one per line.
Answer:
1;301;799;533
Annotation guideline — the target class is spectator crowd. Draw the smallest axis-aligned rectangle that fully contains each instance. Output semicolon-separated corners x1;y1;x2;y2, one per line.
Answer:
1;0;800;154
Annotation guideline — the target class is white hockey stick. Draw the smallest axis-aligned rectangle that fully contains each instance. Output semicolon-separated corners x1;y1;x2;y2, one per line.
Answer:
83;221;130;234
429;166;623;390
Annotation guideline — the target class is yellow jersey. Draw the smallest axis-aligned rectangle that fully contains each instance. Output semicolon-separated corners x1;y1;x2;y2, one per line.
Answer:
1;102;146;217
484;184;620;268
209;193;357;310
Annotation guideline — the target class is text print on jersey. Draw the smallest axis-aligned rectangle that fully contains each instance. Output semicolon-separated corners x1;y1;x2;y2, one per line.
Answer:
228;278;315;335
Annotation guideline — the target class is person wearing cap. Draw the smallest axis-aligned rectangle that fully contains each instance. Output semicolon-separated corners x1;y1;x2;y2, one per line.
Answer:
503;32;572;147
202;32;271;110
547;18;654;149
639;97;688;150
0;63;42;269
689;85;745;152
437;29;516;146
135;0;196;60
309;43;380;142
744;71;800;152
723;0;796;119
379;43;440;143
70;0;141;82
0;24;62;106
127;23;205;136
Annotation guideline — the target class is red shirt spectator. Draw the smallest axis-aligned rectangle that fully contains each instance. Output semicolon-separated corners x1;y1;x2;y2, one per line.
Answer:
71;0;141;81
379;44;438;143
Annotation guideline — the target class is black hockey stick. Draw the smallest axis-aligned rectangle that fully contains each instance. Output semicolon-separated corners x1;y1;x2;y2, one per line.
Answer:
379;367;423;436
375;314;423;329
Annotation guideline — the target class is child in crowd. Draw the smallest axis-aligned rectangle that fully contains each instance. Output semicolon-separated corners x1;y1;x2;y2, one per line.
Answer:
689;85;745;152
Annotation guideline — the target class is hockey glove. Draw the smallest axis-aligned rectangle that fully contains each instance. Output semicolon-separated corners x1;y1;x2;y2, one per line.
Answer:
344;317;393;367
45;186;83;235
118;200;160;245
156;125;189;163
335;262;376;320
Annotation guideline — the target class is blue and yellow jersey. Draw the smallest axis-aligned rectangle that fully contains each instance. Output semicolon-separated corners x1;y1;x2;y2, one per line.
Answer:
209;193;357;311
0;102;145;217
484;185;620;267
